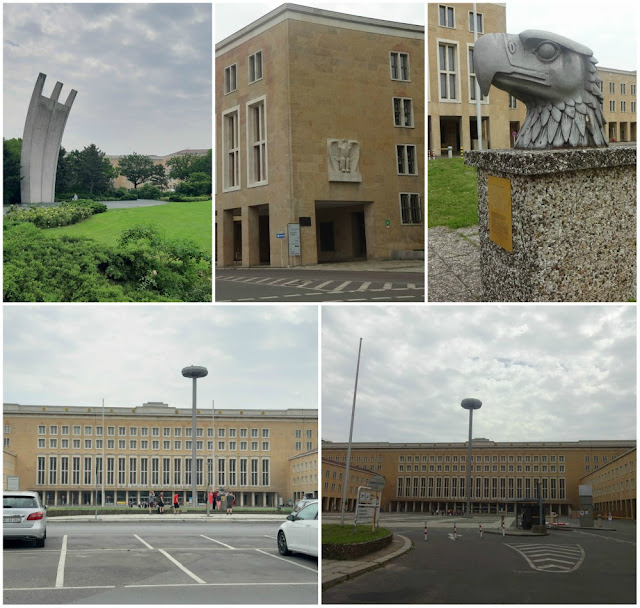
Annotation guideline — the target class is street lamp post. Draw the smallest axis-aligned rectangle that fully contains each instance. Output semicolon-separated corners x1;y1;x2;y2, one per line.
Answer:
461;398;482;517
182;365;208;510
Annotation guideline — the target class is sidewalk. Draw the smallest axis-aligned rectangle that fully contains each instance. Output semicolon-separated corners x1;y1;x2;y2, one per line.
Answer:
322;534;412;590
50;512;288;523
220;259;425;273
428;225;483;301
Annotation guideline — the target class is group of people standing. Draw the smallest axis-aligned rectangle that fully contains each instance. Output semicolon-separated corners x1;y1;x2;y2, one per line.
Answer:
145;490;235;514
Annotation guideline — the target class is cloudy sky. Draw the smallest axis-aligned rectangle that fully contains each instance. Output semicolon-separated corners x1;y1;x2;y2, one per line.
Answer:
3;305;318;413
215;2;425;43
506;0;636;71
3;3;212;156
322;305;636;444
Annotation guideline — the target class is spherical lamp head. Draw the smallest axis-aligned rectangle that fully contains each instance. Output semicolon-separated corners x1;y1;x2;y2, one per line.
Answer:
182;365;208;379
461;398;482;410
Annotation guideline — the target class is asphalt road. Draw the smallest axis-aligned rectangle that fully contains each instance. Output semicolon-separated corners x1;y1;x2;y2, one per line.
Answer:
4;521;318;604
215;268;424;302
322;521;636;604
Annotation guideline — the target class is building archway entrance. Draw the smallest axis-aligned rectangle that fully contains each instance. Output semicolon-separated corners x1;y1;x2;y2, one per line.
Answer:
314;200;372;263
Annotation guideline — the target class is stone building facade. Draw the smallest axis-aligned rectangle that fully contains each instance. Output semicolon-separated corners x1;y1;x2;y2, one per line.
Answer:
216;3;424;267
429;3;636;154
322;439;636;516
3;402;317;508
581;447;636;520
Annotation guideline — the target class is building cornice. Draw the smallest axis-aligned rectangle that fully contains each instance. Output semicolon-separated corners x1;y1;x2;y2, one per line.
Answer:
322;439;636;450
216;3;424;57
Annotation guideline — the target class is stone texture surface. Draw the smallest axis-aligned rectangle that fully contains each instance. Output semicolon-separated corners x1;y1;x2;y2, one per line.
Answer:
465;147;636;302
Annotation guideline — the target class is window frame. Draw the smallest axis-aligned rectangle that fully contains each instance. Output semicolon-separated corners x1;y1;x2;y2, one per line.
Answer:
248;50;263;84
246;95;268;187
224;63;237;95
389;51;411;82
399;192;422;225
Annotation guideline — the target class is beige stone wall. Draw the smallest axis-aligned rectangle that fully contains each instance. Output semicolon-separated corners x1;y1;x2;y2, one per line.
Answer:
289;449;319;504
321;458;375;512
3;450;17;490
599;67;637;142
215;6;424;266
428;3;526;153
322;441;635;513
3;404;317;503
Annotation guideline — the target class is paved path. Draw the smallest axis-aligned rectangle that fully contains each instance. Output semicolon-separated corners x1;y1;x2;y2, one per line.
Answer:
428;225;483;302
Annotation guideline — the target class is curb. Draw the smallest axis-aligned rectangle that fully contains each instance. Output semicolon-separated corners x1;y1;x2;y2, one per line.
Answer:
322;534;412;590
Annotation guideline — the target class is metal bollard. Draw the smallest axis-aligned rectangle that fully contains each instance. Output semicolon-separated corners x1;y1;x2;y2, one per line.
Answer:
447;145;453;159
453;522;458;541
479;523;483;539
424;522;428;542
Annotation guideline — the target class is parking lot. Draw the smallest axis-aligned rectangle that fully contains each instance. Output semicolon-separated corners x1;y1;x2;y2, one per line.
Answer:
4;521;318;604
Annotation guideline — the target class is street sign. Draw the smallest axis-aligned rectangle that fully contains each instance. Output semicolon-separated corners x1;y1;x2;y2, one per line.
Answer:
276;232;285;239
368;475;386;491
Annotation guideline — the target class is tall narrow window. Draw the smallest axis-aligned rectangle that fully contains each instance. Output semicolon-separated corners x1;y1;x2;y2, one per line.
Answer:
439;5;454;27
400;193;422;224
224;64;237;94
248;50;263;83
396;145;417;175
74;456;82;485
468;47;486;102
390;52;410;81
217;458;225;487
173;458;181;485
262;459;269;486
130;458;137;485
438;43;458;100
247;97;267;186
49;456;57;485
468;11;483;34
393;97;414;127
251;459;259;485
61;456;69;485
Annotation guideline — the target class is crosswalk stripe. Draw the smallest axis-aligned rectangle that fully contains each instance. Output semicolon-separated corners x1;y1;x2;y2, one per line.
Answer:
357;282;371;291
315;280;333;289
332;281;352;292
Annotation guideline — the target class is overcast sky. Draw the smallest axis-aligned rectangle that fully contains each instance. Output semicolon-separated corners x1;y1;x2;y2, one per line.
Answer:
215;2;425;44
3;305;318;412
506;0;637;71
322;305;636;444
3;3;212;156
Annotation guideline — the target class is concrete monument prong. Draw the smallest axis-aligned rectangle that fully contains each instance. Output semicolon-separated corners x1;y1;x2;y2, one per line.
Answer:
473;30;607;149
21;73;77;204
461;398;482;517
182;365;208;509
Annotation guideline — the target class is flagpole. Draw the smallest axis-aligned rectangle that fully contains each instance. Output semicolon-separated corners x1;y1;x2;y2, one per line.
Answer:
340;338;363;527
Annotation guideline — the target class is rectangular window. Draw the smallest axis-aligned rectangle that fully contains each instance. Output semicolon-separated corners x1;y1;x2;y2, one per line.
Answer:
262;459;269;486
468;47;486;102
396;145;417;175
610;100;616;112
61;456;69;485
196;458;203;485
400;193;422;225
50;438;58;449
229;458;237;486
224;64;237;94
247;97;268;186
390;52;410;81
218;458;225;487
174;458;181;485
249;50;263;83
95;457;102;485
74;456;82;485
118;426;126;436
118;457;126;485
240;459;247;486
468;10;483;34
438;43;458;100
49;456;57;485
439;5;454;27
609;81;615;94
251;459;259;485
621;101;627;112
50;425;58;435
140;458;148;486
61;425;69;435
151;458;159;485
393;97;413;127
130;458;137;485
85;457;96;486
621;83;626;94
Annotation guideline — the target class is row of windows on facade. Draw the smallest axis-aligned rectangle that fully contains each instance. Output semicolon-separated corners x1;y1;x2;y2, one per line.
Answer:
27;438;293;452
36;455;270;487
399;463;566;474
223;50;413;95
326;452;586;464
25;424;313;438
396;476;567;500
222;101;420;191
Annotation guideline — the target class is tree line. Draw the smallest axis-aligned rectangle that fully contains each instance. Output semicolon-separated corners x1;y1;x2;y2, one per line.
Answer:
3;138;212;204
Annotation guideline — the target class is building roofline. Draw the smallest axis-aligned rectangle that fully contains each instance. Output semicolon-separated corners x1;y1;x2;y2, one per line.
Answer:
216;3;424;56
322;439;636;449
597;66;637;75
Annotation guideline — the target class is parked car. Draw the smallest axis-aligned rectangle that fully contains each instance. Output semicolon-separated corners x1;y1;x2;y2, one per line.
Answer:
3;491;47;547
277;499;318;557
293;497;315;513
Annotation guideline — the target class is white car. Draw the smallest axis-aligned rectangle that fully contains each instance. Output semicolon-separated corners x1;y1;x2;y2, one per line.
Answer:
3;490;47;547
277;499;318;557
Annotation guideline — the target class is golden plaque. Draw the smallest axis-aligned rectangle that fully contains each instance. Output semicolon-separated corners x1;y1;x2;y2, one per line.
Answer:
487;175;513;253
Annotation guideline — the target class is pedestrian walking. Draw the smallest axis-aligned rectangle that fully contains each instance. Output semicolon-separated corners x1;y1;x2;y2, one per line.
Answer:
216;492;222;511
226;491;235;515
173;491;180;514
148;490;155;515
212;490;219;510
158;492;165;514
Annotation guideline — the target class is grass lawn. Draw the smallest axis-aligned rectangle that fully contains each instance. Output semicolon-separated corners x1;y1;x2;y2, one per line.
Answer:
428;157;479;229
46;201;212;254
322;523;391;544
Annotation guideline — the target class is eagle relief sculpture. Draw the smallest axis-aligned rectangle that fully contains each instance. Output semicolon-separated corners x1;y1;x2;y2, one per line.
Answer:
328;138;362;182
474;30;607;149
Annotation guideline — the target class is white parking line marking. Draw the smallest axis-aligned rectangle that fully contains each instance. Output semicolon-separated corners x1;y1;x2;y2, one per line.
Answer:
125;582;317;588
6;586;116;592
158;549;206;584
55;535;68;588
264;534;277;540
254;549;318;573
574;530;637;545
134;534;154;550
200;534;235;549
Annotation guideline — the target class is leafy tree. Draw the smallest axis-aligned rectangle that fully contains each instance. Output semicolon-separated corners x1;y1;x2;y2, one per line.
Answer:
117;152;156;189
175;171;212;196
70;144;118;196
149;163;169;190
55;146;74;196
192;149;212;178
3;138;22;205
166;153;198;181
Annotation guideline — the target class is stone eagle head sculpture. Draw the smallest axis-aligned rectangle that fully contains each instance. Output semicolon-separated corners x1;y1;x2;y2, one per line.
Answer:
474;30;607;149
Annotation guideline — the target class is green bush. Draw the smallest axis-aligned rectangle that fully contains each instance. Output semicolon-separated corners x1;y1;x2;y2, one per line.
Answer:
135;183;162;200
175;171;212;196
165;194;210;202
61;199;108;214
4;204;93;228
3;221;211;302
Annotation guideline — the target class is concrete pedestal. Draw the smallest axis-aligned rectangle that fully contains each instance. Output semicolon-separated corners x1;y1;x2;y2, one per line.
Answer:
465;147;636;302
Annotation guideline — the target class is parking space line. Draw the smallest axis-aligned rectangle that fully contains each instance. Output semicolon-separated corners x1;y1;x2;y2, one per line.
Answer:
200;534;235;549
254;549;318;573
158;549;206;584
55;535;68;588
6;585;116;592
134;534;154;550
